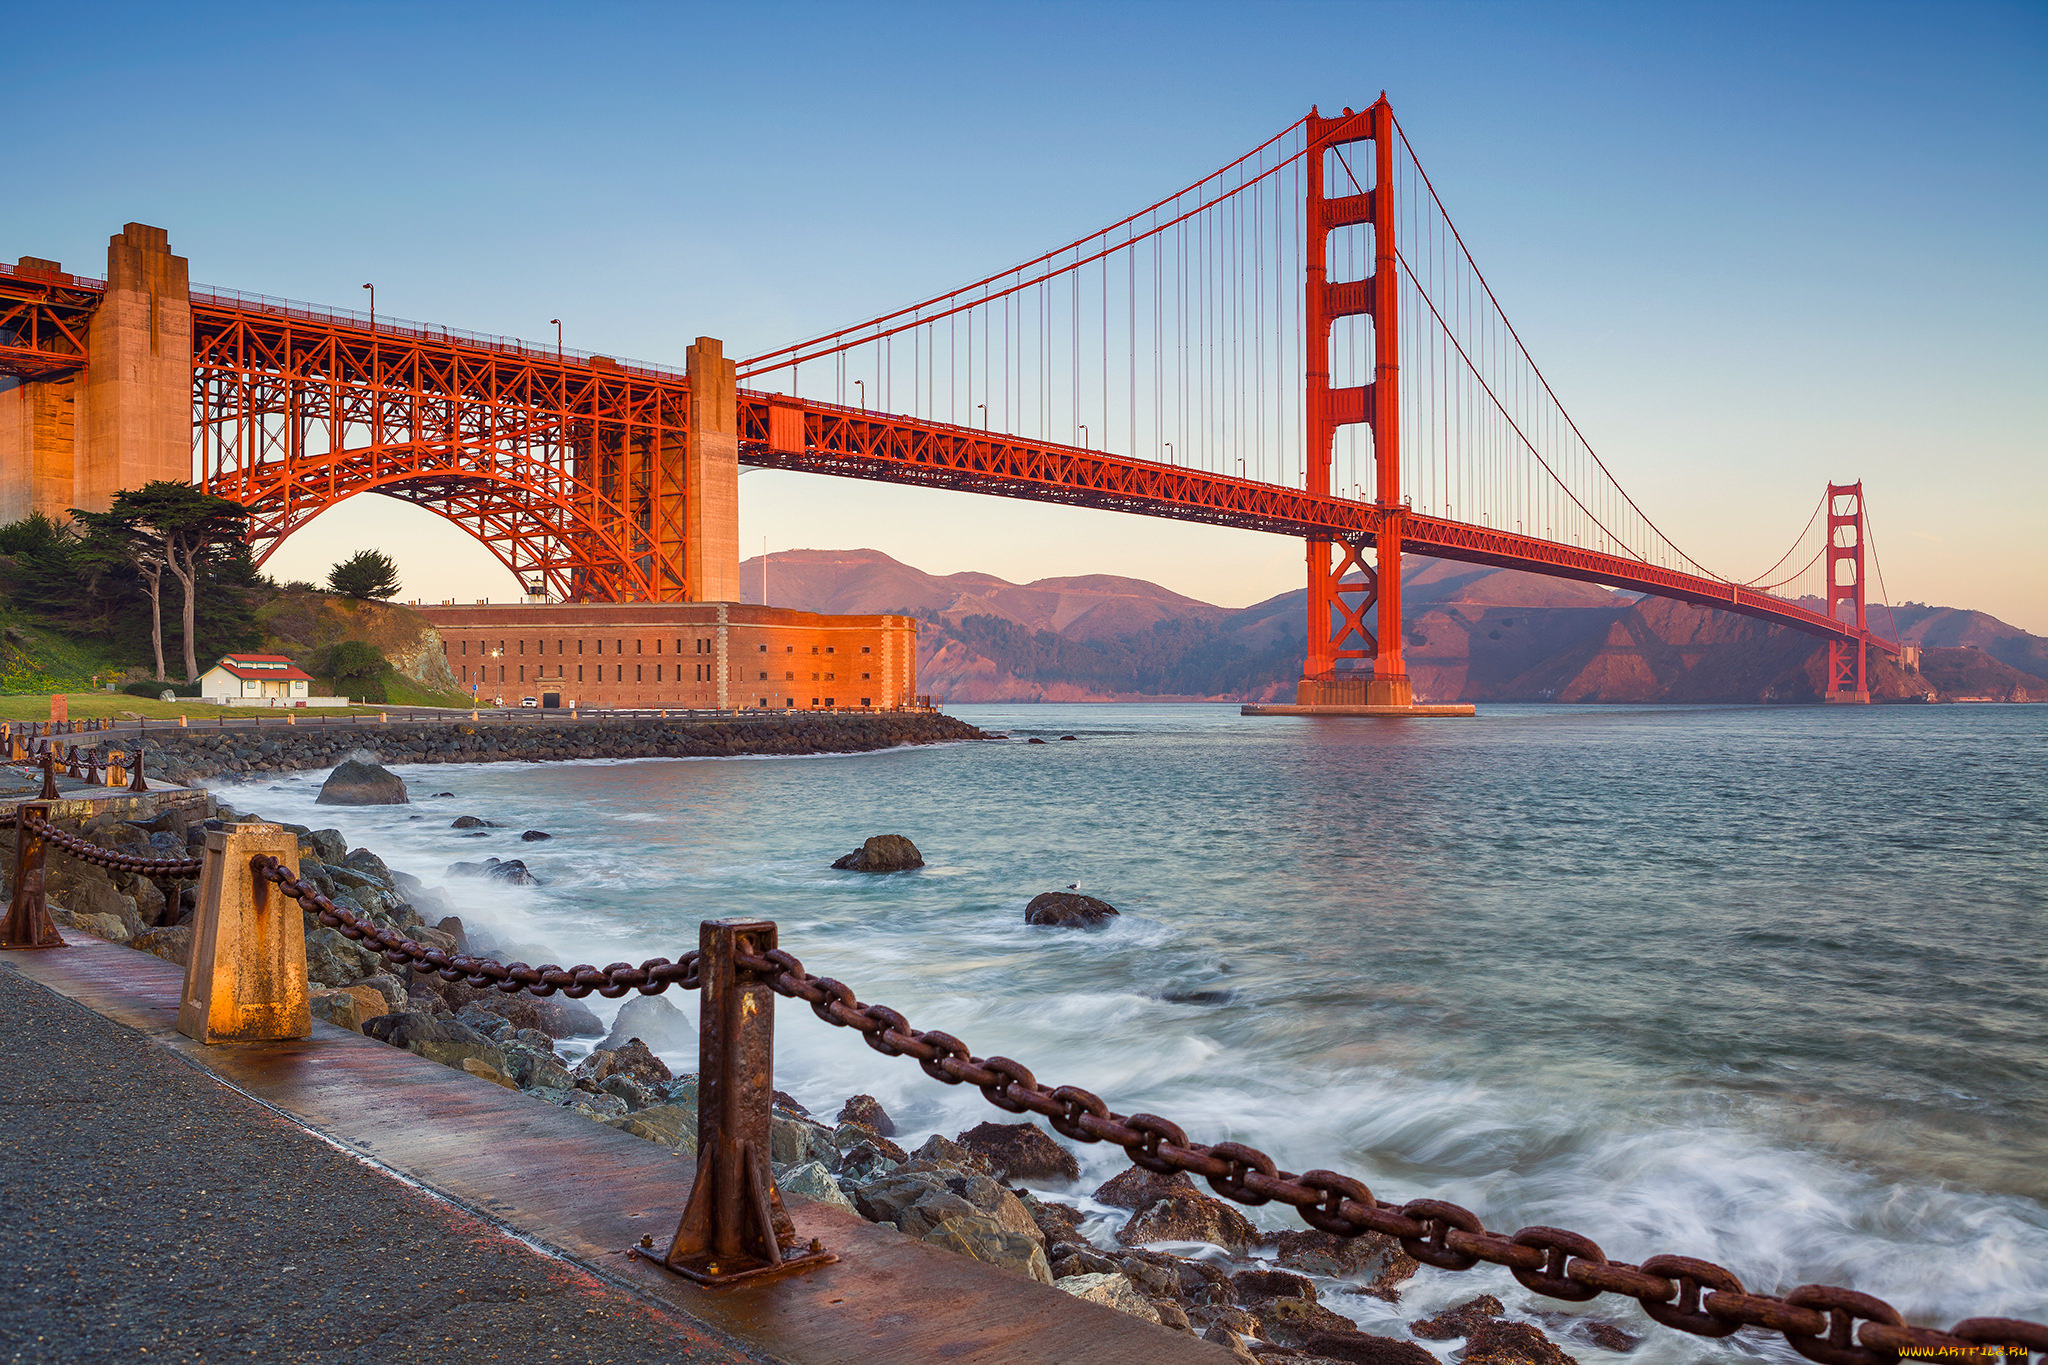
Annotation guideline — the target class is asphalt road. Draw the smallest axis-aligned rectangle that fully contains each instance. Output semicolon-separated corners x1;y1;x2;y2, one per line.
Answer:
0;969;762;1365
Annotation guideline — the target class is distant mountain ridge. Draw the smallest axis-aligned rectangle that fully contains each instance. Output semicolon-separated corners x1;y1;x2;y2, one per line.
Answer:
741;548;2048;705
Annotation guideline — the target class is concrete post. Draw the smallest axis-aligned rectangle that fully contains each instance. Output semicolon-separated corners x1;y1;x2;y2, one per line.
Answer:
177;823;311;1044
77;224;192;513
685;337;740;603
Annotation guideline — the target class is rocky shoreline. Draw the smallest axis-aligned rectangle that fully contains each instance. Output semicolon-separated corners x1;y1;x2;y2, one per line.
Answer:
4;787;1623;1364
89;712;985;787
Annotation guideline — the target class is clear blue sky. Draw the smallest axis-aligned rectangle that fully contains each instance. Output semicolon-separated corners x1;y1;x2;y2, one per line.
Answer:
8;2;2043;629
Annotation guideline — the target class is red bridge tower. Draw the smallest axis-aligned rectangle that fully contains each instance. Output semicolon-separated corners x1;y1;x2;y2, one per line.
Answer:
1298;98;1415;710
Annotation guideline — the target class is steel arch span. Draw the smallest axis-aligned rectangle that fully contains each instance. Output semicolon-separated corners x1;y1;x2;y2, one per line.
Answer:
191;293;695;602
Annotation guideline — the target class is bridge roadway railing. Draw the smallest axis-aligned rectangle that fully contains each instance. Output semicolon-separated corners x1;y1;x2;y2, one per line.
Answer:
2;811;2039;1358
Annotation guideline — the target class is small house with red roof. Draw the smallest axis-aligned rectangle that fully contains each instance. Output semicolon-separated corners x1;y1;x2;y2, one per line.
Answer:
199;654;315;705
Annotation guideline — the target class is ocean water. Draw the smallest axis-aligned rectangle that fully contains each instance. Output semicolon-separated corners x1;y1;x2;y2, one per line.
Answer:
222;703;2048;1358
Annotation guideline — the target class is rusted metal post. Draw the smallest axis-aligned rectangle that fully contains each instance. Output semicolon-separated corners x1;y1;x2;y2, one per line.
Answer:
2;803;64;950
38;750;59;800
654;918;832;1286
176;823;311;1043
127;750;149;793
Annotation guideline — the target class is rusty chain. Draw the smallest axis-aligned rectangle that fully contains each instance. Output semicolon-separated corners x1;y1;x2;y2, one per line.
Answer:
248;854;700;1000
20;810;202;877
732;941;2045;1365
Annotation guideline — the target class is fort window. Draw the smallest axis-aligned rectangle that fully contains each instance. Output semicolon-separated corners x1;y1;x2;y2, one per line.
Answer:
861;697;871;706
758;671;767;680
578;665;584;682
861;672;871;680
578;640;584;655
825;646;835;654
498;665;506;682
637;665;643;681
861;646;871;653
636;640;642;654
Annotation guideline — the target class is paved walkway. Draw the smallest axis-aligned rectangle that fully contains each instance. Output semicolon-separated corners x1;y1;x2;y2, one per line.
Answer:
0;968;760;1365
0;937;1211;1364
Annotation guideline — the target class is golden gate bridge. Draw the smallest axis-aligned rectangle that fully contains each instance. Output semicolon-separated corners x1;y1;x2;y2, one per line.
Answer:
0;97;1899;707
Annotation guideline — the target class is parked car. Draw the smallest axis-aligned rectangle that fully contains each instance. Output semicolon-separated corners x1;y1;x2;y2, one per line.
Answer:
520;697;538;708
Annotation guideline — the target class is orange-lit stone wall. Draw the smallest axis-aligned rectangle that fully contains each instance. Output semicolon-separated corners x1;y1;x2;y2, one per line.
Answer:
419;601;917;711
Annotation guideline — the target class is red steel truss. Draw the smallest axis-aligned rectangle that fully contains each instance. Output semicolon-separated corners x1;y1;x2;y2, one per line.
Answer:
189;292;690;602
0;260;98;381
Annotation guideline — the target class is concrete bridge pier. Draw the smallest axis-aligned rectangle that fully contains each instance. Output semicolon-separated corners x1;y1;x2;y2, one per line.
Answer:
0;224;191;523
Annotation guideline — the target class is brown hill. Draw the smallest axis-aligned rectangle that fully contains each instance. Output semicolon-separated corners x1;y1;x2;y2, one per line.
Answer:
740;547;2046;705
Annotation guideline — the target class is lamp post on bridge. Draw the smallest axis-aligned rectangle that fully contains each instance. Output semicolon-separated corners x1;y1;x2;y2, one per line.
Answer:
550;318;562;362
854;379;864;409
361;282;374;330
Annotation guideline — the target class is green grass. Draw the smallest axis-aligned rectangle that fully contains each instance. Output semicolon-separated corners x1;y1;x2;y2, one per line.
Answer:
0;693;454;722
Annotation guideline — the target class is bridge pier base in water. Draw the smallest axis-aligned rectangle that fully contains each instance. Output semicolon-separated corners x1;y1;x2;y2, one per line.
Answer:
1243;674;1476;717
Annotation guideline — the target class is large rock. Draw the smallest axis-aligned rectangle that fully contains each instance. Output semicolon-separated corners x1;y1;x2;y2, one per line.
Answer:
780;1160;856;1213
1094;1164;1196;1209
575;1038;673;1088
304;925;381;987
444;857;542;886
1055;1272;1160;1325
317;759;409;806
602;1103;697;1154
1267;1228;1417;1301
1024;891;1119;928
599;994;695;1055
409;973;604;1039
831;834;925;873
851;1165;1052;1283
1410;1294;1504;1341
132;924;192;967
363;1011;510;1077
954;1120;1080;1182
835;1093;896;1137
1117;1192;1259;1255
1457;1319;1580;1365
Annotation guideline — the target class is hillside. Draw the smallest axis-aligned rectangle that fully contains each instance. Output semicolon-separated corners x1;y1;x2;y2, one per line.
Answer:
740;548;2048;705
